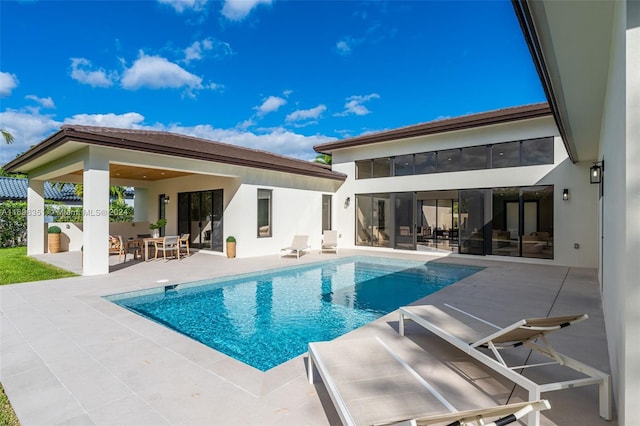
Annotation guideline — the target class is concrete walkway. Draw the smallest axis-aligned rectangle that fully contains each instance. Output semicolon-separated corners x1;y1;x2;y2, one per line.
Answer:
1;249;615;425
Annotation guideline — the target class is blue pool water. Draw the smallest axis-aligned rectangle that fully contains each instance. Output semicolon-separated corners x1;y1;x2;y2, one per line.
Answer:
106;256;482;371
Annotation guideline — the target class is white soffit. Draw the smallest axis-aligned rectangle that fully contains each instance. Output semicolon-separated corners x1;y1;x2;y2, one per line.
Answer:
528;0;615;161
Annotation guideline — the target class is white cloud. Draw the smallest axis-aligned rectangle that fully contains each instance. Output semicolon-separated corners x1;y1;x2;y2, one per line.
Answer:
0;71;19;97
335;93;380;116
0;109;60;164
121;52;205;95
183;38;233;63
255;96;286;116
64;112;146;128
70;58;116;88
336;40;351;55
286;105;327;122
25;95;55;109
221;0;271;21
164;123;336;160
158;0;209;13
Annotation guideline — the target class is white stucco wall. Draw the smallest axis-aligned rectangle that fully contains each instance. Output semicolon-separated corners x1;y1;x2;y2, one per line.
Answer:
140;169;340;258
330;116;598;267
599;1;640;423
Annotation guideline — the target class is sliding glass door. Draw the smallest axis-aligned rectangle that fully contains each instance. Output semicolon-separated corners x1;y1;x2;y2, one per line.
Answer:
178;189;223;252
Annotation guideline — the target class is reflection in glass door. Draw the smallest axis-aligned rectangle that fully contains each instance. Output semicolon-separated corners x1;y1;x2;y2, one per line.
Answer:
459;189;486;255
178;189;223;252
394;192;415;250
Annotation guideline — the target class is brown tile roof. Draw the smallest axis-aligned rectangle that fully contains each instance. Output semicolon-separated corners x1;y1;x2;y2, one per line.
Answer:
4;125;345;181
314;103;552;154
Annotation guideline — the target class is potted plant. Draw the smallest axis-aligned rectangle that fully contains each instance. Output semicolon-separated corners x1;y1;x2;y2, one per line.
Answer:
226;236;236;258
48;225;62;253
149;218;167;238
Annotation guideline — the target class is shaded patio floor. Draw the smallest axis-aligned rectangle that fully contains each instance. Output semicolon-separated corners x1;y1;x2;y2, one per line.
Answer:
1;249;616;425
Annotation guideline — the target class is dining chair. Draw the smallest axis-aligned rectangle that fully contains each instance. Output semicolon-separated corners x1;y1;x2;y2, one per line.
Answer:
154;236;180;261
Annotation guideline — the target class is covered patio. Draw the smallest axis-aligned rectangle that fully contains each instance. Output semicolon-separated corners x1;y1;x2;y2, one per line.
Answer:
2;125;344;276
0;249;614;425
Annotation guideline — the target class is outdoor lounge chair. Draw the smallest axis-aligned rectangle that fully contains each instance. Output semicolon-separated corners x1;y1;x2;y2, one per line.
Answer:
154;235;181;261
320;230;338;254
398;304;612;425
280;235;310;258
308;337;550;426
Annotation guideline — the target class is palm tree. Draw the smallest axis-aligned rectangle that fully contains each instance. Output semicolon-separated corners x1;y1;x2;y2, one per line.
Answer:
314;153;332;165
2;129;14;144
52;182;127;203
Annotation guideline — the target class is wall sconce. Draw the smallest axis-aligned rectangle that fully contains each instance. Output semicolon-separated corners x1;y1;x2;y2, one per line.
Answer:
562;188;569;201
163;196;170;204
344;197;351;208
590;161;604;184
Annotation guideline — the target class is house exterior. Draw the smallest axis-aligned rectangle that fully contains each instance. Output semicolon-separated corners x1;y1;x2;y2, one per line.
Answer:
314;103;597;268
2;125;346;275
2;0;637;421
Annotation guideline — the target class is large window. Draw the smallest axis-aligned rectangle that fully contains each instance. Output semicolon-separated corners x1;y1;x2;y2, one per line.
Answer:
322;194;332;231
257;189;272;238
355;194;390;247
355;137;554;179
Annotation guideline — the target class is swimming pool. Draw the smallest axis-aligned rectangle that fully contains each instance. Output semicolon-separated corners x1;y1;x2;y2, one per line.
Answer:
106;256;482;371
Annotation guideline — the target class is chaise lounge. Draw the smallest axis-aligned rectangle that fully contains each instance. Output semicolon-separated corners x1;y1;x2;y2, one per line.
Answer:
397;304;612;425
280;235;310;258
308;337;550;425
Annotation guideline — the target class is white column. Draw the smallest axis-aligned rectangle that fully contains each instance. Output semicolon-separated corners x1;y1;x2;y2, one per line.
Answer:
82;156;110;275
27;179;45;255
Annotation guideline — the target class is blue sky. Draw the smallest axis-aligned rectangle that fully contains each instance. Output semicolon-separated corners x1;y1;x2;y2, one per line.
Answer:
0;0;545;165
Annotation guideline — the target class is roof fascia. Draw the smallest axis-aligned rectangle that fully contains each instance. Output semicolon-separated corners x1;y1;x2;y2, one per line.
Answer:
313;104;551;154
5;128;346;182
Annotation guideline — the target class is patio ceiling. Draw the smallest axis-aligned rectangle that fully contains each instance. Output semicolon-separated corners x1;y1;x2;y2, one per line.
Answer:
69;164;194;182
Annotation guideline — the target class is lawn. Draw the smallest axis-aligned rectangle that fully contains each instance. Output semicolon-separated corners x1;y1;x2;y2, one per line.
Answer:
0;383;19;426
0;246;77;285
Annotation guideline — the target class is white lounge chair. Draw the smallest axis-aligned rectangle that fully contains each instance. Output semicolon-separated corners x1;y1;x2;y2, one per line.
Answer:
308;337;550;426
280;235;310;258
320;230;338;254
398;304;612;425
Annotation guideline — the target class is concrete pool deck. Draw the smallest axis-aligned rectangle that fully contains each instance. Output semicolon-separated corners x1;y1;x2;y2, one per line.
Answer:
1;249;615;425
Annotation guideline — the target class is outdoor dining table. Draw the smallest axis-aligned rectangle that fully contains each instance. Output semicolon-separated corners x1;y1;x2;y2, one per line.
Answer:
142;237;164;261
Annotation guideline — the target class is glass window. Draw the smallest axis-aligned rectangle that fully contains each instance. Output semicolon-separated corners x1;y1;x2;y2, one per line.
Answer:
372;158;391;178
322;194;332;231
355;160;371;179
521;137;554;166
394;154;414;176
461;146;487;170
257;189;272;238
355;194;372;246
436;149;461;173
415;152;436;174
492;141;520;168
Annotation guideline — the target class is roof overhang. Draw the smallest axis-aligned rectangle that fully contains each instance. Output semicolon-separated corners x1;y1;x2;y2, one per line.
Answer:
4;126;346;182
512;0;616;162
314;103;551;154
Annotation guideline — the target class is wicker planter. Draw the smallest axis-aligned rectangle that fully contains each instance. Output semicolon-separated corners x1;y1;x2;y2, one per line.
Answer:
48;233;61;253
226;241;236;258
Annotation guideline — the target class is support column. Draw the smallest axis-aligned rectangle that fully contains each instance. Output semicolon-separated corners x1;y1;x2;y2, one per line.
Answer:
82;156;110;276
27;179;45;256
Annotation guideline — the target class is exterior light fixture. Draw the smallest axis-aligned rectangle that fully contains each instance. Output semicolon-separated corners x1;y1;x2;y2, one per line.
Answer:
163;196;170;204
590;161;604;184
562;188;569;201
344;197;351;208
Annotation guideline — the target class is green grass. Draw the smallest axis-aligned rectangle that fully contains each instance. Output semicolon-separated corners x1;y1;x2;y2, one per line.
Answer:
0;382;19;426
0;247;77;285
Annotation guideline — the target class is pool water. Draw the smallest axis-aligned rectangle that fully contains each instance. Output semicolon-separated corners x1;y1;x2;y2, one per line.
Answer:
106;256;482;371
